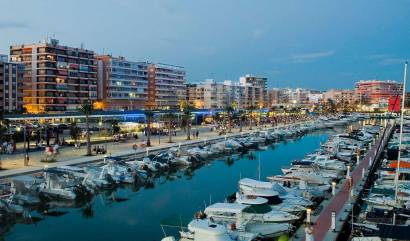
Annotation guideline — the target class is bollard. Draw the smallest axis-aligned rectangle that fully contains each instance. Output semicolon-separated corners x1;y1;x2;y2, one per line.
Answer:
350;188;354;198
146;147;149;156
332;181;336;196
369;157;372;167
369;143;372;149
346;165;351;178
306;208;312;224
204;138;207;145
362;168;365;178
179;143;181;148
331;211;336;231
356;154;360;165
224;134;227;141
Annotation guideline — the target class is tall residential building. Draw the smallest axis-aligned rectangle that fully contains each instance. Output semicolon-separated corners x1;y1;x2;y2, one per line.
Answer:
96;55;148;110
144;62;186;109
10;38;97;113
239;75;268;108
355;80;402;105
97;55;186;110
0;55;25;113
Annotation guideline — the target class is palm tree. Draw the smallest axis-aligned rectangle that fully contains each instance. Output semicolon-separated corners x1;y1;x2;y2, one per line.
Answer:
162;112;176;143
247;105;255;130
80;100;93;156
224;105;234;133
144;110;154;147
180;100;192;140
184;106;192;140
238;110;245;132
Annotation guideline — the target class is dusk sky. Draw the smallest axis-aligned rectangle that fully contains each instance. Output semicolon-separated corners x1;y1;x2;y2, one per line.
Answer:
1;0;409;90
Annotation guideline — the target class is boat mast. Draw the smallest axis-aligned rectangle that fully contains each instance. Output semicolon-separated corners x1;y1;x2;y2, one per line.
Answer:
394;61;407;205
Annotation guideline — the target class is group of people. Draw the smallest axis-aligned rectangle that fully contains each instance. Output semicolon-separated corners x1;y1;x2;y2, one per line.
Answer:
93;145;107;154
0;141;16;154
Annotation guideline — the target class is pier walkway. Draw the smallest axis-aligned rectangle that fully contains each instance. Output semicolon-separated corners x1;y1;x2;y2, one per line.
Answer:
298;123;393;241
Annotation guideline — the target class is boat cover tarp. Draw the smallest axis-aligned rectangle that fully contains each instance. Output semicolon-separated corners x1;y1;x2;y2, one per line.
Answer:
377;224;410;240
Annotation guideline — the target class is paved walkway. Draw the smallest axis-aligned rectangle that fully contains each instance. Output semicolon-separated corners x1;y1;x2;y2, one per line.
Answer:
306;125;392;241
0;122;299;179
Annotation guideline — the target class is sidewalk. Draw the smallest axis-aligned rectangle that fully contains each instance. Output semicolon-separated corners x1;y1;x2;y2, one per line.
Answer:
0;123;287;179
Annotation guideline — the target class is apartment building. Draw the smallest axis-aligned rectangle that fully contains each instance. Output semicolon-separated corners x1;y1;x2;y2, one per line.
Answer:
144;62;186;109
97;55;186;110
239;75;268;108
355;80;402;105
0;55;25;113
323;89;357;104
10;38;97;113
187;76;268;110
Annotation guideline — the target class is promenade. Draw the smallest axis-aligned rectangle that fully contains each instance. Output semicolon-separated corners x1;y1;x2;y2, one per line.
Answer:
0;123;290;179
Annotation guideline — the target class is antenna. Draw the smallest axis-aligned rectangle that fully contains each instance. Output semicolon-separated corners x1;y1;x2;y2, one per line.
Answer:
394;61;407;206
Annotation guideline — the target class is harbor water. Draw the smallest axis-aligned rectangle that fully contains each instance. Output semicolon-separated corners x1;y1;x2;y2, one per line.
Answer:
3;128;346;241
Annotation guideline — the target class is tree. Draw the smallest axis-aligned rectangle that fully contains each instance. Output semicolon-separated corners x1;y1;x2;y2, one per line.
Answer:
180;100;192;140
110;119;121;135
79;100;93;156
238;110;245;132
162;113;176;143
224;105;234;133
247;105;256;130
70;121;81;143
144;110;154;147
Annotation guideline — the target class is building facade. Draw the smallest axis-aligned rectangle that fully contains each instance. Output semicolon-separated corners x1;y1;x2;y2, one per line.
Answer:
323;89;357;105
10;38;98;113
355;80;402;105
239;75;268;108
0;55;25;113
97;55;186;110
187;76;268;110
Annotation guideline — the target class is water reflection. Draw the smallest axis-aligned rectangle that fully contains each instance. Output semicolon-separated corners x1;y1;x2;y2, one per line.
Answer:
4;128;345;241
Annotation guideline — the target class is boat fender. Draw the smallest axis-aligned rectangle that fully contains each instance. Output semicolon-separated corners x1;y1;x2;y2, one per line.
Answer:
228;222;236;230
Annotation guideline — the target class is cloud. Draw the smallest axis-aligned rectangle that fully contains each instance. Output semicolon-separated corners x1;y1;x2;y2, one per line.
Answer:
251;29;266;39
289;51;335;63
366;54;406;66
0;21;29;29
269;50;335;64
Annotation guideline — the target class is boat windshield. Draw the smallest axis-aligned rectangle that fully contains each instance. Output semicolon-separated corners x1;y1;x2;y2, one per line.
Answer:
242;204;272;214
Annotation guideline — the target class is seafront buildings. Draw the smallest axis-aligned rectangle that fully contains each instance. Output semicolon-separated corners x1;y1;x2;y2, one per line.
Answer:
96;55;186;110
0;54;25;113
0;38;405;114
355;80;403;106
186;76;268;110
9;38;98;113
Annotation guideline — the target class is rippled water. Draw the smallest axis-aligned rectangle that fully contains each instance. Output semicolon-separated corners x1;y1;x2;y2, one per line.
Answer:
4;128;345;241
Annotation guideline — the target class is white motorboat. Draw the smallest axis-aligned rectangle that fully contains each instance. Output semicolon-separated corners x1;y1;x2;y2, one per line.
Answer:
176;218;258;241
204;202;299;223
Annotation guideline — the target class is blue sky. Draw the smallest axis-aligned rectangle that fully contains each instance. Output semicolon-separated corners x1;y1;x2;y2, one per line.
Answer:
0;0;409;90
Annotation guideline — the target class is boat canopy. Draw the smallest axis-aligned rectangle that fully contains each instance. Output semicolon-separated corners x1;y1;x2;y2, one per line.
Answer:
239;178;273;189
205;203;246;214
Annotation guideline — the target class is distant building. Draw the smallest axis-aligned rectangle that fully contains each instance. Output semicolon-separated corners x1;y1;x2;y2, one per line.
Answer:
323;89;357;104
308;93;323;104
187;76;268;110
0;55;25;113
355;80;402;105
10;38;98;113
97;55;186;110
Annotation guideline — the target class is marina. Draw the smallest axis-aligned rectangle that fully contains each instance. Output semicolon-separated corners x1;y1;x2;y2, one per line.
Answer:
0;114;385;241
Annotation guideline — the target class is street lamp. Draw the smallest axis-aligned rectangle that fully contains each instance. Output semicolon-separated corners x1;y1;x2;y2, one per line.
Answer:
17;125;29;166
